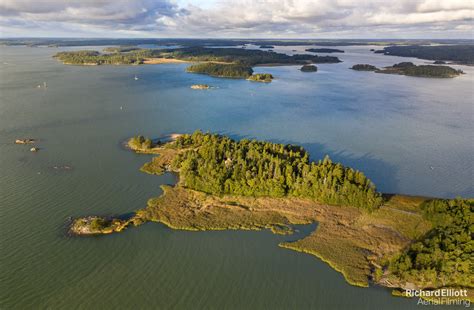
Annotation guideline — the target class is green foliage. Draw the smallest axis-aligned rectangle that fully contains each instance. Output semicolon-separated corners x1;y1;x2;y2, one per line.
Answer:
168;131;383;210
248;73;274;82
380;45;474;65
129;136;153;150
89;218;108;231
54;49;153;65
388;199;474;288
300;65;318;72
351;64;378;71
186;63;253;78
377;62;463;78
160;47;341;66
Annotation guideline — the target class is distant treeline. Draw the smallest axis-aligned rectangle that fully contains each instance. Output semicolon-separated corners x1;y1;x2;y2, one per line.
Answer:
306;48;344;53
4;38;471;47
388;198;474;288
379;45;474;65
164;131;383;210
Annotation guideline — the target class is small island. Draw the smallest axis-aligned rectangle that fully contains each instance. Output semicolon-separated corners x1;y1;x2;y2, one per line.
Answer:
190;84;210;90
433;60;446;64
15;138;35;144
259;45;274;49
300;64;318;72
376;62;463;78
305;48;344;53
351;64;378;71
247;73;273;82
70;131;473;302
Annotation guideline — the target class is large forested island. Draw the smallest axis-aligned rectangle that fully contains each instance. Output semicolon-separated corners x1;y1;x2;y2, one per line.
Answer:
54;47;340;78
351;62;463;78
376;62;463;78
376;45;474;65
71;131;473;301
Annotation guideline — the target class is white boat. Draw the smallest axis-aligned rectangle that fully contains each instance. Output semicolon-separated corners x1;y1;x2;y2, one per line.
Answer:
134;75;139;80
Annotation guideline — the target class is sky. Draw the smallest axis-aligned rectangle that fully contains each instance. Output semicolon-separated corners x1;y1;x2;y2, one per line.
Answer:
0;0;473;38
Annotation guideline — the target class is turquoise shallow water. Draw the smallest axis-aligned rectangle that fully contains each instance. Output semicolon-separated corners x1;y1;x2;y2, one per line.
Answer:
0;45;472;309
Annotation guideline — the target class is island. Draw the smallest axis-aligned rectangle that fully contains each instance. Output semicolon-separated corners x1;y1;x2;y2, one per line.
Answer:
53;47;341;78
351;64;378;71
70;131;473;302
15;138;35;144
305;48;344;53
376;62;463;78
190;84;210;90
376;45;474;65
186;63;254;78
247;73;273;82
433;60;446;64
259;45;274;49
300;64;318;72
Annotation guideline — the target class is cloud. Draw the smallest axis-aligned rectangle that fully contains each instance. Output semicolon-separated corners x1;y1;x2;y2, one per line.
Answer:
0;0;472;38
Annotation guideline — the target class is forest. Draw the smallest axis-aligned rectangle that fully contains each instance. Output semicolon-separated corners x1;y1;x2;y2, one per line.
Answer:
53;49;153;65
376;62;463;78
54;47;341;66
165;131;383;210
158;47;341;65
186;63;254;78
387;199;474;288
379;45;474;65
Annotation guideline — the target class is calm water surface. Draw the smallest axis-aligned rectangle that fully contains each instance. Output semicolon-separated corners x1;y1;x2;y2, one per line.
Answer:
1;45;472;309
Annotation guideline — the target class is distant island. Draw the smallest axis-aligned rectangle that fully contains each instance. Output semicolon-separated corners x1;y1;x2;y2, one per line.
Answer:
305;48;344;53
377;45;474;65
351;64;378;71
300;64;318;72
247;73;274;82
70;131;473;302
53;46;341;78
376;62;463;78
103;46;141;53
190;84;210;90
351;62;463;78
259;45;274;49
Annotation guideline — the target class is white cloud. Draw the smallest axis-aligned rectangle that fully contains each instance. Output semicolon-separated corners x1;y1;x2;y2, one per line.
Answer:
0;0;472;38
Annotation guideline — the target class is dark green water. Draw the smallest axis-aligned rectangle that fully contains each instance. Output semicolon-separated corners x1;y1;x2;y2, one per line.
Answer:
1;45;472;309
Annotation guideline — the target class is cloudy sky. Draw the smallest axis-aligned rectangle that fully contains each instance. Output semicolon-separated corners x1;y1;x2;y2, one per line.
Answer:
0;0;473;38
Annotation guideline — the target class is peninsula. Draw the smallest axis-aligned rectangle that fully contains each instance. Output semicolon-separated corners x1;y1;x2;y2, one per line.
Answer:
70;131;473;301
